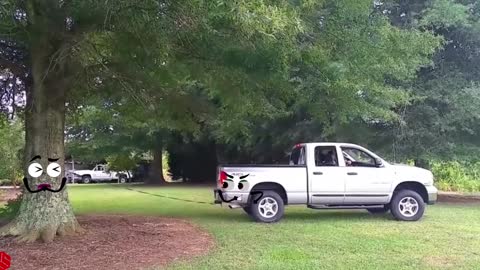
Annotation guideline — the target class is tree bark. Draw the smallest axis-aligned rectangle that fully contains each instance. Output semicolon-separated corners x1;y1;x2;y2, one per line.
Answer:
0;2;82;242
146;146;166;185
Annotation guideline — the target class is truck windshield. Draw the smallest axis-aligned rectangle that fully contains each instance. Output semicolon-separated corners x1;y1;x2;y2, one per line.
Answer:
290;146;306;165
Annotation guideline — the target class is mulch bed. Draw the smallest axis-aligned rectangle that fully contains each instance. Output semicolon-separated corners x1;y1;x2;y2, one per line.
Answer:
0;215;214;270
438;193;480;204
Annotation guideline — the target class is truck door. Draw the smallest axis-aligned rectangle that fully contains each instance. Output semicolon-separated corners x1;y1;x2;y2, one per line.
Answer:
96;165;109;180
340;146;393;204
308;145;345;205
92;165;101;179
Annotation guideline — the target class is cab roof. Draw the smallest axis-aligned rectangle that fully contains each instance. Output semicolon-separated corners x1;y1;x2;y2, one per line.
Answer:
294;142;361;148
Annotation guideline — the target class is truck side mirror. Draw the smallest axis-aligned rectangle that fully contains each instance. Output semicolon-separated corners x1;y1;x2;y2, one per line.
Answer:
375;158;383;167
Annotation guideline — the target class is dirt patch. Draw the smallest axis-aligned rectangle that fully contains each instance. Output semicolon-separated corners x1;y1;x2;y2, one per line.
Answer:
423;255;462;268
0;215;214;270
438;193;480;204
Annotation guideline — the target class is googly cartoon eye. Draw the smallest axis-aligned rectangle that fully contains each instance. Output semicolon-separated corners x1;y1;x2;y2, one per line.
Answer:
28;162;43;178
47;162;62;178
238;180;250;190
222;179;234;191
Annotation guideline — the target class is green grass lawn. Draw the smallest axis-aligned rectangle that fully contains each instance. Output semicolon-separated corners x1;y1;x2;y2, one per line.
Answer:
5;184;480;270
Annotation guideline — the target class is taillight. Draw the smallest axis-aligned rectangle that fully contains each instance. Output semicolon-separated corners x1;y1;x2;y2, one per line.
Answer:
218;170;227;186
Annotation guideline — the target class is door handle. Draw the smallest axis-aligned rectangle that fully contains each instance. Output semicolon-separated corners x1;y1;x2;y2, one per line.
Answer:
347;172;358;176
313;171;323;175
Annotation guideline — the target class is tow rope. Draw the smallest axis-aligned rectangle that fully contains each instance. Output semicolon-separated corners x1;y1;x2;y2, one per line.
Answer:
125;187;215;205
125;187;264;205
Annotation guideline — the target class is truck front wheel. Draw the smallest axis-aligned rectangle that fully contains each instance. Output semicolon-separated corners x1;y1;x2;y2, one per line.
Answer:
390;190;425;221
248;190;284;223
82;175;92;184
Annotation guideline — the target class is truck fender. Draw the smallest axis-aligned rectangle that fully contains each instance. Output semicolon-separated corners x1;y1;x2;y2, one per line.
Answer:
249;182;288;205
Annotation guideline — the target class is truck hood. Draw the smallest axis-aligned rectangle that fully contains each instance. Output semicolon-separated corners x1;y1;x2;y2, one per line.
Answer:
392;164;434;185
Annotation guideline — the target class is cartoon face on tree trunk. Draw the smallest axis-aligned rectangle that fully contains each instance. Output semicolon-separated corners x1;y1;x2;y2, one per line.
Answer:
23;155;67;193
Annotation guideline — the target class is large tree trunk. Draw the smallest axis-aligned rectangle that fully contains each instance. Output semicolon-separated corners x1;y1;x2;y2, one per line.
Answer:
146;146;166;185
0;5;81;242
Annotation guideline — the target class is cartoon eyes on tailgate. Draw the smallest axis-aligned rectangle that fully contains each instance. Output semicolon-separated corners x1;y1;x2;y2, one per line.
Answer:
238;180;249;190
237;174;250;190
222;179;234;191
221;173;250;190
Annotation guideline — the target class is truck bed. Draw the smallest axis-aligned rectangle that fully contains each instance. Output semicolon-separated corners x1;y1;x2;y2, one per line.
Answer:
217;164;308;204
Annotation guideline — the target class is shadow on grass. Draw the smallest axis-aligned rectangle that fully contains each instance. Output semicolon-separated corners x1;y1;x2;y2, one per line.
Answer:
184;207;394;223
283;210;394;222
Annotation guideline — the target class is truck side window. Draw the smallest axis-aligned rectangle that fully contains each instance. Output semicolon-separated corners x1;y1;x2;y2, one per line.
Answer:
341;147;376;167
290;147;306;165
315;146;338;167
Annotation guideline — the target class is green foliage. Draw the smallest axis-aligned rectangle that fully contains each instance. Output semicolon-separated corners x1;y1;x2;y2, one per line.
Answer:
13;0;468;175
0;118;24;184
359;0;480;162
420;0;472;28
0;192;22;219
63;0;446;172
207;0;442;162
431;161;480;192
106;154;138;172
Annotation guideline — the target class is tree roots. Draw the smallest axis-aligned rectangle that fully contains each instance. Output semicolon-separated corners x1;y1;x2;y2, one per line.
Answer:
0;219;84;243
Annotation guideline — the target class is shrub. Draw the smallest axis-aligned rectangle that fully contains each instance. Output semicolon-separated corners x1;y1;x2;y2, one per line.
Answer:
431;161;480;192
0;178;22;187
0;192;22;220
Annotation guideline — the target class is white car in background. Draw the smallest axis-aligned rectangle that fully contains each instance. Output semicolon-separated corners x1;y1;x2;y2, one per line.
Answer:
71;164;130;184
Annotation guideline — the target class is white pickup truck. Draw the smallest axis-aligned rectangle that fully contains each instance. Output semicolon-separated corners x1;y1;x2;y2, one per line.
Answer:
71;164;130;184
214;142;437;223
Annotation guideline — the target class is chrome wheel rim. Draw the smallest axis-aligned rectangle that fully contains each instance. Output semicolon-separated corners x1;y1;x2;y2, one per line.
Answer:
258;197;278;218
398;197;419;217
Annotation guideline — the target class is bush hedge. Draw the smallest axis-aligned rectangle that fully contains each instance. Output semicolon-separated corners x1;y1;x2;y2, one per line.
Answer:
431;161;480;192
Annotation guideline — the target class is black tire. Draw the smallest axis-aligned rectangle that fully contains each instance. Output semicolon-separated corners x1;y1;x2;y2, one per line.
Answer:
367;205;390;214
247;190;284;223
390;190;425;221
82;175;92;184
119;175;128;184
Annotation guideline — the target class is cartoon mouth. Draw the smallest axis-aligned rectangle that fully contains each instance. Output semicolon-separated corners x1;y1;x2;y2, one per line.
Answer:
216;190;264;204
23;177;67;193
37;183;51;190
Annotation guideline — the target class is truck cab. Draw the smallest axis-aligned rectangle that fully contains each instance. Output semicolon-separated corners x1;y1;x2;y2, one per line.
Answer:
214;142;438;223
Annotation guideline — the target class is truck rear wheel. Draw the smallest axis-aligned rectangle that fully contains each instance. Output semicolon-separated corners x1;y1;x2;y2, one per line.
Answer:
390;190;425;221
247;190;284;223
119;175;127;184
